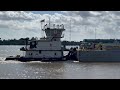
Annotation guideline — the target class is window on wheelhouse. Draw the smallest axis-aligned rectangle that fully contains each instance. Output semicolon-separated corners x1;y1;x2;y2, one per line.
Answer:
39;50;41;54
30;41;37;49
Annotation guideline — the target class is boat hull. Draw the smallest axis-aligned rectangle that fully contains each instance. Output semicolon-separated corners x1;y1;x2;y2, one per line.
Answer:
77;50;120;62
5;56;67;62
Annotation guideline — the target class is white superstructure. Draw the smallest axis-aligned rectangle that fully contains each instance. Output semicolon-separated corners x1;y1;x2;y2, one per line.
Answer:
21;22;65;60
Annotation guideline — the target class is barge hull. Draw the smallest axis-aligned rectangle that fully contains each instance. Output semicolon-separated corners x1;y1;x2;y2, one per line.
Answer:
77;50;120;62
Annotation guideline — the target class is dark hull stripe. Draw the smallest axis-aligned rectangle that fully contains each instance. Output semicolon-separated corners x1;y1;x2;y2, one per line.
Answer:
20;50;69;51
5;57;67;62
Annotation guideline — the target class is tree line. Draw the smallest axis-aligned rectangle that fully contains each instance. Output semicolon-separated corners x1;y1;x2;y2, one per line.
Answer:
0;37;81;45
0;38;119;45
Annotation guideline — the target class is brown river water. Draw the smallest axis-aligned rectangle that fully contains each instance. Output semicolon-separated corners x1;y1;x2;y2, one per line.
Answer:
0;45;120;79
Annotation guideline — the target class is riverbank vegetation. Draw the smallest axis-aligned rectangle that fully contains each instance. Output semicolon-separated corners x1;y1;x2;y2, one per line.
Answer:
0;37;81;45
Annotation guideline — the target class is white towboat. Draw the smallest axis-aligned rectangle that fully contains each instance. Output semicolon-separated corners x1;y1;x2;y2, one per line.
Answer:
6;20;69;62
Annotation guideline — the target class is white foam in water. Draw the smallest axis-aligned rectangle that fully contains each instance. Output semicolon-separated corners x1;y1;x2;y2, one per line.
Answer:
0;57;22;64
27;61;51;64
0;58;51;64
0;57;6;61
73;61;79;63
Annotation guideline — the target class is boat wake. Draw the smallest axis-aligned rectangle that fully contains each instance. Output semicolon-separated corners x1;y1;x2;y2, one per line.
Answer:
0;57;52;64
0;57;6;61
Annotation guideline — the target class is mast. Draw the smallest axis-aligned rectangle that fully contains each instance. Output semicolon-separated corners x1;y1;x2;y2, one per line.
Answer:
95;28;96;39
70;18;71;41
40;19;45;37
49;17;50;28
41;20;43;37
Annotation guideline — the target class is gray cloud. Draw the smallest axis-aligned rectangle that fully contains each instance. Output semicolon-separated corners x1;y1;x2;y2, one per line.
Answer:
50;11;120;40
1;11;120;41
0;11;35;21
63;11;93;18
110;11;120;16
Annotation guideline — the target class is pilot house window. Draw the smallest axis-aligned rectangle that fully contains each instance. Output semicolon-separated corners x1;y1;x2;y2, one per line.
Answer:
50;44;52;47
55;53;57;56
39;50;41;54
29;53;33;55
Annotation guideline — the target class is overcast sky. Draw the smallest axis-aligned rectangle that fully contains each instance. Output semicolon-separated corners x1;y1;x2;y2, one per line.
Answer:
0;11;120;41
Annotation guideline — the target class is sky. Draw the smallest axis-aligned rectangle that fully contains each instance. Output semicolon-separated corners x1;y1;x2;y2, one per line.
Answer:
0;11;120;41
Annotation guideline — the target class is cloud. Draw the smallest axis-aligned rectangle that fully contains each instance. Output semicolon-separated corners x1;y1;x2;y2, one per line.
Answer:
0;11;35;21
0;11;43;30
62;11;108;18
1;11;120;41
63;11;120;40
62;11;94;18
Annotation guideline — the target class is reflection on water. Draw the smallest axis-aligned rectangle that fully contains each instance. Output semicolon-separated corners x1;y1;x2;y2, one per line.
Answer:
0;46;120;79
0;45;24;58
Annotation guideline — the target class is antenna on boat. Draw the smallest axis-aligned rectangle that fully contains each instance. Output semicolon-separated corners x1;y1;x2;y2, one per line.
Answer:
70;18;72;41
40;19;45;37
95;28;96;39
49;17;50;28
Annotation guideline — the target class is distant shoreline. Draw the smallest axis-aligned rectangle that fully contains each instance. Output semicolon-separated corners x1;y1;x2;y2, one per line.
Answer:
0;37;81;45
0;38;119;45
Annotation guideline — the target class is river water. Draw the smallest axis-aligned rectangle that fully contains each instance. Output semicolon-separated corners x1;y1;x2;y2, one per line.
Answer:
0;45;120;79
